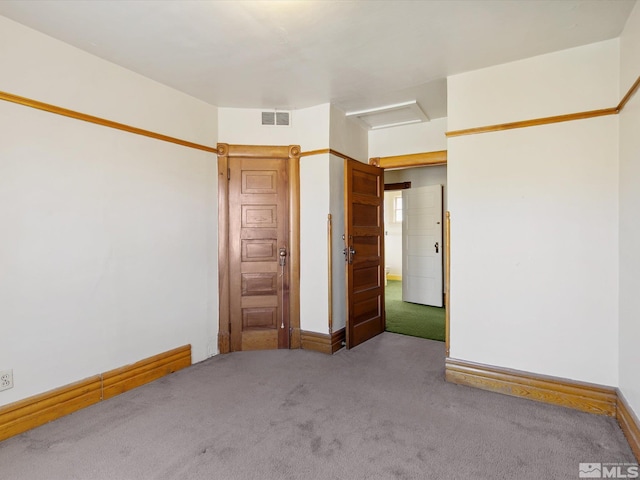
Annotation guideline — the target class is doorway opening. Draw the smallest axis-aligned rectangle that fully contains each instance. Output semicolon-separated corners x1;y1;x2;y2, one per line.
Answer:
382;165;447;343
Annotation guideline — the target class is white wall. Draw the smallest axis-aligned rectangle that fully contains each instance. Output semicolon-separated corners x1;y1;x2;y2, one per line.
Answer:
299;154;331;334
298;107;366;334
295;152;348;335
217;104;330;151
383;190;403;277
618;2;640;418
448;40;619;131
369;117;448;158
0;17;219;406
0;17;216;145
329;105;369;162
447;40;620;386
329;154;347;332
327;108;367;332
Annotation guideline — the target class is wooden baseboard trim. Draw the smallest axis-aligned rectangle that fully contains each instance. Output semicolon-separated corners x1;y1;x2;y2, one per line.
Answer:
617;391;640;461
102;345;191;400
0;375;102;443
218;332;230;354
301;328;345;354
445;358;617;416
331;328;346;353
301;330;332;354
0;345;191;443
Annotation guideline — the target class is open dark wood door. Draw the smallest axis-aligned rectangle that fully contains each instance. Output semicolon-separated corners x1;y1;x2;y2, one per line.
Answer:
344;159;385;349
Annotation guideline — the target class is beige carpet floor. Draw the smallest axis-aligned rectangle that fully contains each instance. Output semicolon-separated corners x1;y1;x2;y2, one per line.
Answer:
0;332;635;479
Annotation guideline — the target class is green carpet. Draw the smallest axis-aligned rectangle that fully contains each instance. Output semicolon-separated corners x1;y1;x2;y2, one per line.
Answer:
385;280;445;341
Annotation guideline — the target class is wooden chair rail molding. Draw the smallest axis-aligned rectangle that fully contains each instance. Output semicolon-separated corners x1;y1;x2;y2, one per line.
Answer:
0;90;217;154
446;358;640;462
370;150;447;168
300;148;447;170
0;345;191;443
446;74;640;138
617;75;640;112
299;148;360;163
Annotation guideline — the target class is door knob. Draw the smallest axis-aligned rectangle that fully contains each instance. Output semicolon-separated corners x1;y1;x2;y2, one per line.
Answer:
343;246;356;263
434;242;439;253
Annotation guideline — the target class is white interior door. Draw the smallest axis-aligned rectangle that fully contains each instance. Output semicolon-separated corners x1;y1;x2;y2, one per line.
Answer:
402;185;443;307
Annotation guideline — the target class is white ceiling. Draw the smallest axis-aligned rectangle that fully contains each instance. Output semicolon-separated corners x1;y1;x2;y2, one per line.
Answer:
0;0;635;120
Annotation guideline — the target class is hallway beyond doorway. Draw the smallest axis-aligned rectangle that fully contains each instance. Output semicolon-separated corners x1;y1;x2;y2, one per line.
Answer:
385;280;445;341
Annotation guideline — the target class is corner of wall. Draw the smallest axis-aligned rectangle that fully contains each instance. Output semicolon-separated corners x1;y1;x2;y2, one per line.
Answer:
368;117;448;158
329;104;368;162
618;0;640;426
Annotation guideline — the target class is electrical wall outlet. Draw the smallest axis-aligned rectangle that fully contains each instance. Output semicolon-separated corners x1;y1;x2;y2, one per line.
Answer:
0;370;13;391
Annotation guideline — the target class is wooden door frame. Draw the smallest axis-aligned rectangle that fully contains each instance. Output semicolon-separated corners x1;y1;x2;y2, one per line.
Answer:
372;150;450;357
217;143;301;354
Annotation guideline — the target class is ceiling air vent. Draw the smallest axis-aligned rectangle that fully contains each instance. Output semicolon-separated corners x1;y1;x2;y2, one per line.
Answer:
275;111;290;126
261;111;290;126
262;111;275;126
346;101;428;130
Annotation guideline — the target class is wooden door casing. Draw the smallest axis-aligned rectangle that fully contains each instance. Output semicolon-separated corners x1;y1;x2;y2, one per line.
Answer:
345;159;385;348
217;144;301;353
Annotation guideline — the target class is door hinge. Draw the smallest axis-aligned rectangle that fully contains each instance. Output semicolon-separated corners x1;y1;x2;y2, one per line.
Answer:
227;168;230;181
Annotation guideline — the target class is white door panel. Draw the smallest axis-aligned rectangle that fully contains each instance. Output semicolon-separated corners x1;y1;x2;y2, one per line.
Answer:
402;185;443;307
408;276;437;298
405;212;436;231
406;234;437;254
405;255;435;275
